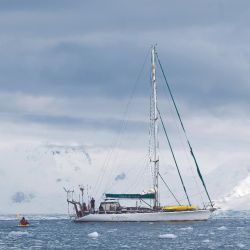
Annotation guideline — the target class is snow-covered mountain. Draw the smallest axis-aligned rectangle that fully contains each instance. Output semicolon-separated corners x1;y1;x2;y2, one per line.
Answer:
205;164;250;210
0;142;249;213
216;174;250;210
0;143;95;214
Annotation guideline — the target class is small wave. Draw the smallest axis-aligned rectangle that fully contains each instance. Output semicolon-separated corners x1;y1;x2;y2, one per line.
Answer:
158;233;177;239
32;239;44;244
214;210;250;219
179;226;193;231
0;214;68;221
107;229;117;233
88;232;99;238
8;231;30;237
29;239;44;248
217;226;227;230
0;215;18;221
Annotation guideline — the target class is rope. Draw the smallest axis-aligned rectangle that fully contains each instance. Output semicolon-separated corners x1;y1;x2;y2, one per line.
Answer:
94;47;151;198
156;52;213;207
158;172;181;205
157;72;206;208
157;107;191;206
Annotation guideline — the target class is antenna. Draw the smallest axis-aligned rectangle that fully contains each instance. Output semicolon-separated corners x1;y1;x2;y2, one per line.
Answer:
79;185;84;204
63;187;74;201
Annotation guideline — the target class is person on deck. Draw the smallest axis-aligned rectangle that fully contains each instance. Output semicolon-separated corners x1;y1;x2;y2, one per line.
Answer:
99;204;104;213
90;197;95;214
20;217;29;225
82;202;87;211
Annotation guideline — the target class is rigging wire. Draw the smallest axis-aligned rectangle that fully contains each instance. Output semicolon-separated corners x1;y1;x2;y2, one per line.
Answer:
175;191;208;205
126;156;150;193
93;47;151;198
158;172;181;205
156;52;213;207
105;152;148;194
157;68;206;208
103;48;151;193
92;135;117;197
157;107;191;206
182;145;206;207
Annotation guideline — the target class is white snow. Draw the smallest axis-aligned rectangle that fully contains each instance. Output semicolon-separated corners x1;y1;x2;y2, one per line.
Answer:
216;174;250;210
1;141;249;214
158;233;177;239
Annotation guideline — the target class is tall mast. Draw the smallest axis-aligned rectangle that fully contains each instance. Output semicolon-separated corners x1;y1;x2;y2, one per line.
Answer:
151;46;159;208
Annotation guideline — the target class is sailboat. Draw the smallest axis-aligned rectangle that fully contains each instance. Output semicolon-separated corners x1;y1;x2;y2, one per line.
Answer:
66;46;216;222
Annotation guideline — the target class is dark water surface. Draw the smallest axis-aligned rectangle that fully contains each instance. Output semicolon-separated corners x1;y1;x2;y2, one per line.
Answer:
0;211;249;249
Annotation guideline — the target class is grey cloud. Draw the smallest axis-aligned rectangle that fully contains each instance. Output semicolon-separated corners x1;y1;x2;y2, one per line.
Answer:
2;112;148;135
0;169;5;176
0;0;249;104
0;0;249;138
0;0;75;12
1;1;249;32
0;40;148;99
45;144;92;165
11;192;35;203
115;172;126;181
74;167;81;172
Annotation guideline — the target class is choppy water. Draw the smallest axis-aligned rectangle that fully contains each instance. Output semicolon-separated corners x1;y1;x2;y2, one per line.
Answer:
0;211;249;249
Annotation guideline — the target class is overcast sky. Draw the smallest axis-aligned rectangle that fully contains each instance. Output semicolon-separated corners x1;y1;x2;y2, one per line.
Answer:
0;0;249;214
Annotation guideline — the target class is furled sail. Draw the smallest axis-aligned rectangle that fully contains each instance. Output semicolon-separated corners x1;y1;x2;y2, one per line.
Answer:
105;193;155;199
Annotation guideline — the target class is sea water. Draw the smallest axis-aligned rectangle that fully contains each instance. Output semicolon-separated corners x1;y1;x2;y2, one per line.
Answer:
0;211;249;249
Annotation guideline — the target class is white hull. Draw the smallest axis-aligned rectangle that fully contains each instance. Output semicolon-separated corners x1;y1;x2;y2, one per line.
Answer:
74;209;211;222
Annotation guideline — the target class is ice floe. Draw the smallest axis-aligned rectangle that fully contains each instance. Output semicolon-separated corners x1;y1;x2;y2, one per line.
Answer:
202;239;210;243
158;233;177;239
179;226;193;231
237;243;245;248
88;232;99;238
